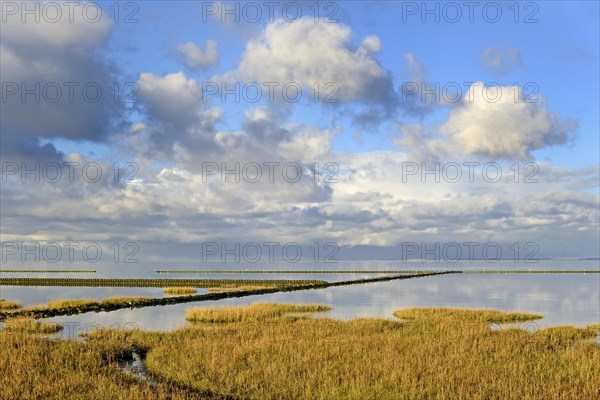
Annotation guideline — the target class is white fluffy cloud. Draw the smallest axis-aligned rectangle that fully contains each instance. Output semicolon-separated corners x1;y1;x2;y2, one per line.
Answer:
2;10;596;260
2;149;597;257
395;83;577;160
277;123;338;162
227;18;395;111
176;40;219;70
138;72;206;125
439;83;576;159
128;72;224;159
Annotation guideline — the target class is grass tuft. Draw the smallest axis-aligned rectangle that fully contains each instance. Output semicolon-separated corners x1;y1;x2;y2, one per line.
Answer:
19;304;49;313
393;307;543;323
186;303;331;323
47;299;99;308
0;299;21;310
3;317;62;334
163;287;197;295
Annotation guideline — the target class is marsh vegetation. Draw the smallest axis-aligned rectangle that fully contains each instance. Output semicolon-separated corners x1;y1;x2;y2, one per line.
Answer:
0;298;20;310
185;303;331;323
3;317;62;334
2;303;597;399
163;287;197;295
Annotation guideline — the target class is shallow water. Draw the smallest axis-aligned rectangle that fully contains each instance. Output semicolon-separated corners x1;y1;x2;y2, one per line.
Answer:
5;272;592;339
1;259;597;279
119;348;155;385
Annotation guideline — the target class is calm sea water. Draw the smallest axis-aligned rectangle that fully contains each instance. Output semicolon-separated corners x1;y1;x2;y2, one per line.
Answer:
1;259;598;278
0;260;600;337
1;273;597;338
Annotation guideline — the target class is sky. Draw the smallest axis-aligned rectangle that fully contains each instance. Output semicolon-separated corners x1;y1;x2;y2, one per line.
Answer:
0;0;599;264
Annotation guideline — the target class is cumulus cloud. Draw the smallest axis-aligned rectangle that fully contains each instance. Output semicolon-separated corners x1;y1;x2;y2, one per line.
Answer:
277;123;339;162
176;40;219;70
127;72;224;159
138;72;207;127
1;7;596;261
0;3;120;159
392;123;443;162
129;69;340;168
1;146;598;257
395;83;577;160
0;135;64;162
480;46;523;74
224;18;396;119
328;153;599;249
439;83;577;159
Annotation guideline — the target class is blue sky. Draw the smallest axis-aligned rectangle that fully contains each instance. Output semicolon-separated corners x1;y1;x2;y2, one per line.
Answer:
1;1;598;261
50;1;600;167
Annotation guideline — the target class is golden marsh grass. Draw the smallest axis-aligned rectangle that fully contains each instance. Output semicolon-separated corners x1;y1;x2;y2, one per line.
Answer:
0;299;21;310
3;317;62;334
47;299;99;308
0;330;193;399
163;287;197;295
185;302;332;323
1;304;598;399
163;305;598;399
